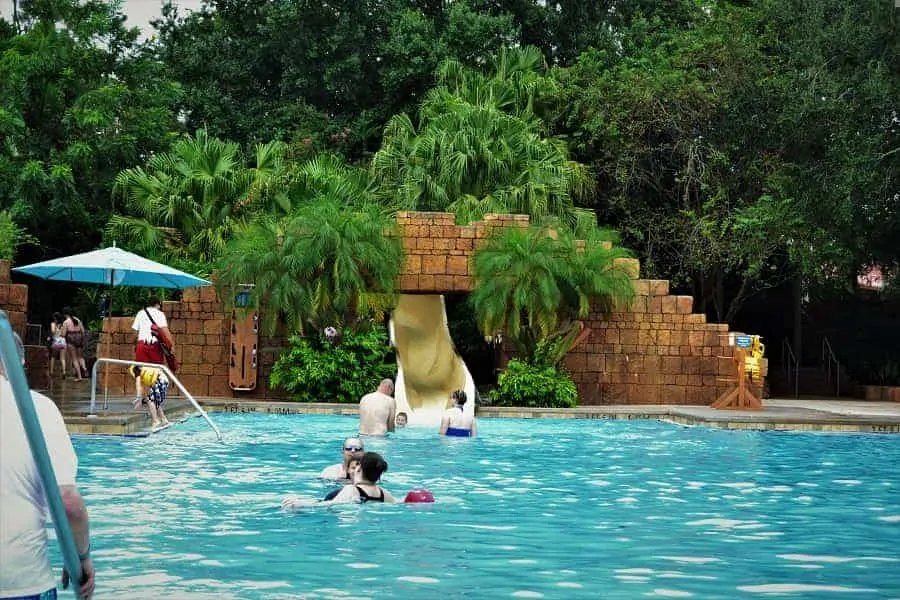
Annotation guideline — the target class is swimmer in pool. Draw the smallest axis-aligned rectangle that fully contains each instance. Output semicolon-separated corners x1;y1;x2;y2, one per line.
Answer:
324;452;398;505
319;437;364;480
438;389;477;438
322;458;359;501
395;412;408;428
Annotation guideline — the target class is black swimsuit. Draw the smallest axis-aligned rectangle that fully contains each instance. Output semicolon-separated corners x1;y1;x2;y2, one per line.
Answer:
356;485;385;503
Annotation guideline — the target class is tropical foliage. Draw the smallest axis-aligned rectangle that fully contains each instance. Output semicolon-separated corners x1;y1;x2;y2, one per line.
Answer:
0;0;180;267
371;47;591;226
471;224;635;364
107;130;288;265
491;359;578;408
0;210;36;261
214;195;403;335
269;327;396;403
1;0;897;388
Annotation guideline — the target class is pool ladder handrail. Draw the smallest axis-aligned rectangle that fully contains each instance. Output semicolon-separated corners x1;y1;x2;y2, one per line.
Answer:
89;358;223;441
781;337;800;399
0;313;85;599
821;335;841;397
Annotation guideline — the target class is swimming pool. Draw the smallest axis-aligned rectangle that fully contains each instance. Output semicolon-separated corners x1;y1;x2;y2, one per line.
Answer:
60;414;899;599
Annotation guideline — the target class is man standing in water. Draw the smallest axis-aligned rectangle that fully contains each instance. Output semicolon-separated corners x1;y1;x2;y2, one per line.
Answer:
358;379;396;436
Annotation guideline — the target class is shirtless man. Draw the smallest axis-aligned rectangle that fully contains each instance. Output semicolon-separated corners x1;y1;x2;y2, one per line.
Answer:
358;379;396;437
318;437;364;480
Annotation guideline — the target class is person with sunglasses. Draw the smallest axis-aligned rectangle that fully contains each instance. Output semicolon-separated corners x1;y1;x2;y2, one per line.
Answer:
318;437;365;481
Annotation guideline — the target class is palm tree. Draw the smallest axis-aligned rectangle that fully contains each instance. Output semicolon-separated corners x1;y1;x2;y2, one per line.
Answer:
107;129;289;264
215;178;402;334
370;47;590;227
471;224;635;365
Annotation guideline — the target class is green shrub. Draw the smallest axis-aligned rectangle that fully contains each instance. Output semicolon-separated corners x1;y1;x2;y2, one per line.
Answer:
0;210;37;262
491;359;578;408
270;326;396;402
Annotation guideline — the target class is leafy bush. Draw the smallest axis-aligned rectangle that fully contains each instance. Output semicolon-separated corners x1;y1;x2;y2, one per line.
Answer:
491;359;578;408
0;210;37;261
270;326;396;402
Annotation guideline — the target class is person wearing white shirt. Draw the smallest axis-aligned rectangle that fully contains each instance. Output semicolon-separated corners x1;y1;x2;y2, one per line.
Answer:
0;326;95;600
132;296;173;365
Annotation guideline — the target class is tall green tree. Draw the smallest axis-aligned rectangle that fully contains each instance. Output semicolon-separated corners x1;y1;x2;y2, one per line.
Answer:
107;130;288;269
215;156;402;334
0;0;181;262
471;224;635;364
371;47;591;227
153;0;516;156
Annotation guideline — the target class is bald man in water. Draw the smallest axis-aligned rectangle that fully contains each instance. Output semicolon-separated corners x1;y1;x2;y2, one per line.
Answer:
358;378;396;436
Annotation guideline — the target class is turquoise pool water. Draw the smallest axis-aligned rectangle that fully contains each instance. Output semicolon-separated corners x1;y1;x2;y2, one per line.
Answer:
60;414;899;599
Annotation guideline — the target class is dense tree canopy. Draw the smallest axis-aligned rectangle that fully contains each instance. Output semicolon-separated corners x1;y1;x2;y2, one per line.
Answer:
1;0;896;382
0;0;181;263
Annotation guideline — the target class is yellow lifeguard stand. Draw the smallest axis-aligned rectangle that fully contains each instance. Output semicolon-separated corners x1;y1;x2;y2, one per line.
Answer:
712;334;764;410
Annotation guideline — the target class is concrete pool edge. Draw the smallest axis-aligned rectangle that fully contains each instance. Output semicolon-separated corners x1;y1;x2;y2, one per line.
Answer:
61;398;900;436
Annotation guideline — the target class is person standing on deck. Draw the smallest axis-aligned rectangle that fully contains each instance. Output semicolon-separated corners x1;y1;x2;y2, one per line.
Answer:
0;325;96;600
132;297;173;366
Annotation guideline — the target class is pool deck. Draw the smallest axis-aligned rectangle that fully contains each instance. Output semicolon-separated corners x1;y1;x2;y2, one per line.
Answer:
38;380;900;436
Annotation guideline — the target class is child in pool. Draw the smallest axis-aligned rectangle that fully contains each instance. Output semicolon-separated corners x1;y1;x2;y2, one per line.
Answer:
130;364;170;430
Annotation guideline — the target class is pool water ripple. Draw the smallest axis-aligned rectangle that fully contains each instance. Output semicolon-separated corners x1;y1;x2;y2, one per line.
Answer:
58;415;900;598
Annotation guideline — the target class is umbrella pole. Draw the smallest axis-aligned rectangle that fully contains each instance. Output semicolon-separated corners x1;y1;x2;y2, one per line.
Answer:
102;280;112;411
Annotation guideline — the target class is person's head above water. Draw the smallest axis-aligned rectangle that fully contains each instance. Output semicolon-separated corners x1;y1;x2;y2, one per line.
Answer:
342;437;364;465
451;389;467;406
359;452;388;483
395;412;408;427
346;458;361;482
377;378;394;396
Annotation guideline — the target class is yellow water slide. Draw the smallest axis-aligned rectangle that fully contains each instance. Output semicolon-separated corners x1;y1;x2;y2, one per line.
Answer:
390;294;476;427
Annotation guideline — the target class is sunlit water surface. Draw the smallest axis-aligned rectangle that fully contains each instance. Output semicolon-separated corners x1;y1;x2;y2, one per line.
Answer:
56;414;900;599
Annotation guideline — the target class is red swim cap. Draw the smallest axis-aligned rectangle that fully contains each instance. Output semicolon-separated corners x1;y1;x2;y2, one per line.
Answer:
404;489;435;503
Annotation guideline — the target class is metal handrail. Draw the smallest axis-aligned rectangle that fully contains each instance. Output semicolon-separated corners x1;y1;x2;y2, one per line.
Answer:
781;338;800;399
821;336;841;397
1;314;84;598
89;358;223;441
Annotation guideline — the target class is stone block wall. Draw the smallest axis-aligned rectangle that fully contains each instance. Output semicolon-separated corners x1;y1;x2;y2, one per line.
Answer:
87;211;756;406
564;280;760;405
0;260;29;338
395;211;641;292
98;286;288;399
0;259;48;387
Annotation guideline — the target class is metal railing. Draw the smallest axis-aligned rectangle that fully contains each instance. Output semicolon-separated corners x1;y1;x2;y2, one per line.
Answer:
89;358;223;441
781;338;800;399
821;336;841;397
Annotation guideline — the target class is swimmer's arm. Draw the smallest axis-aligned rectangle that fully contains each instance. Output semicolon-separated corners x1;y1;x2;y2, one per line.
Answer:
387;398;396;433
323;485;358;505
383;489;399;503
438;414;449;435
281;494;318;511
134;376;144;398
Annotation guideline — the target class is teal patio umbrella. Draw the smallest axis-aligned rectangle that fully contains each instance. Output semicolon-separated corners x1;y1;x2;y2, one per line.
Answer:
13;245;210;289
13;246;211;402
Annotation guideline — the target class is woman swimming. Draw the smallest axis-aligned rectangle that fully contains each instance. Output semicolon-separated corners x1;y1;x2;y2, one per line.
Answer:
438;389;477;437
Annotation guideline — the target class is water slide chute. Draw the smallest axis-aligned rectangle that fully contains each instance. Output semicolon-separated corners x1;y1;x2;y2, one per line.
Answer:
390;294;476;427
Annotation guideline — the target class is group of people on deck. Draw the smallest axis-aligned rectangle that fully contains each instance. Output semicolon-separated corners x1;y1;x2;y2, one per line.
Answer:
282;378;477;509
